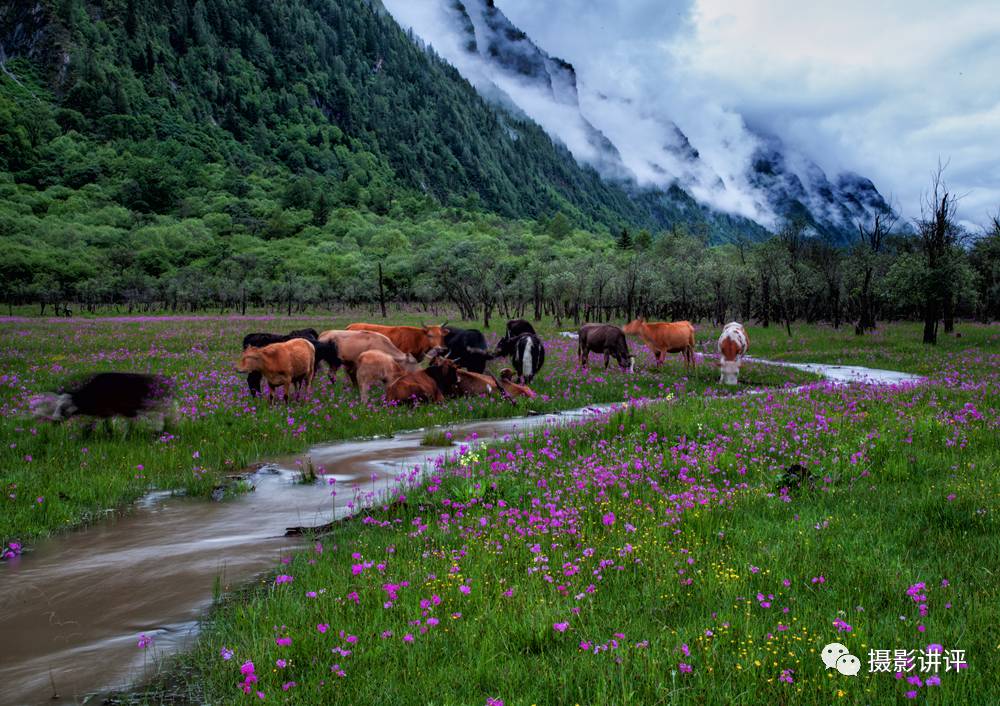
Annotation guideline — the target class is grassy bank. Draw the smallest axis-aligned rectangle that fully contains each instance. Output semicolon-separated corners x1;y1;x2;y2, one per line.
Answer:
0;314;817;548
137;322;1000;704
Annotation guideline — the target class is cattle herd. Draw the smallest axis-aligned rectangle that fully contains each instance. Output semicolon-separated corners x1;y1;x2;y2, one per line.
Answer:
235;318;750;406
30;319;751;423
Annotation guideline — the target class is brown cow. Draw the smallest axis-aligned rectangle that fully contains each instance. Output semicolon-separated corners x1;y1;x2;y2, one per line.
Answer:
353;350;407;404
498;368;537;398
454;369;504;398
622;318;695;369
386;357;461;405
578;323;634;372
345;323;447;361
318;330;418;387
236;339;315;404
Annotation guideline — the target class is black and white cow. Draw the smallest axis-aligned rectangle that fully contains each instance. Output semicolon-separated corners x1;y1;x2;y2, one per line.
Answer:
494;332;545;384
505;319;536;338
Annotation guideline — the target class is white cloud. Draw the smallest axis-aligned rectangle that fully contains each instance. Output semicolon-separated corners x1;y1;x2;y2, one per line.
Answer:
497;0;999;226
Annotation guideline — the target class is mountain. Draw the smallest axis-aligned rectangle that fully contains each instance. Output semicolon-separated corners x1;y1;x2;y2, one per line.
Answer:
382;0;891;242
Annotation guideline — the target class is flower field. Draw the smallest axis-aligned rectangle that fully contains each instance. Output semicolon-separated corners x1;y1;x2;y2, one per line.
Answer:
152;323;997;704
2;317;998;704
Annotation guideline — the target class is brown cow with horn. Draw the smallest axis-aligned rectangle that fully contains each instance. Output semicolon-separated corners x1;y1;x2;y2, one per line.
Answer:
345;322;448;362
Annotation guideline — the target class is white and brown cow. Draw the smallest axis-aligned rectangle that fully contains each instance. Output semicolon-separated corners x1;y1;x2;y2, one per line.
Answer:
717;322;749;385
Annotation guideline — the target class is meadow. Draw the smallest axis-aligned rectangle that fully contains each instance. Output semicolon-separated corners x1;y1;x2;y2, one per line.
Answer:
123;320;997;704
0;312;816;550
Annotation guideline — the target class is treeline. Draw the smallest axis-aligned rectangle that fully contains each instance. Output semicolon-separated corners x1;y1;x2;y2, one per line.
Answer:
3;166;997;341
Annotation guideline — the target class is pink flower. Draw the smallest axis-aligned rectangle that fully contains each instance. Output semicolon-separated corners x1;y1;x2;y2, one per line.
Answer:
240;661;256;676
275;637;292;646
459;585;471;595
905;691;918;699
220;647;234;661
137;633;153;649
317;624;329;634
403;633;414;643
486;699;504;706
926;675;941;686
679;663;693;673
553;622;569;633
275;659;287;668
274;575;294;585
833;619;853;632
602;512;616;526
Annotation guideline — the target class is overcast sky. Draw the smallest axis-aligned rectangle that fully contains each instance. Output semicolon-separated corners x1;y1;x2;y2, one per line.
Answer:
492;0;1000;228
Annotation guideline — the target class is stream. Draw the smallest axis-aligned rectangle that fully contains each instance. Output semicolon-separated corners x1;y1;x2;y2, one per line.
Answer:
0;361;922;705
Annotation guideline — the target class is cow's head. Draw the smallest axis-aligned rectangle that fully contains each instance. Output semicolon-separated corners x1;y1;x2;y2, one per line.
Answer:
422;325;448;348
719;359;741;386
427;356;460;394
493;335;516;357
236;347;262;373
499;367;516;382
622;319;645;335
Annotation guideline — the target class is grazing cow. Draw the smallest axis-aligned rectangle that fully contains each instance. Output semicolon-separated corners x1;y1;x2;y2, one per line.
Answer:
494;332;545;384
242;329;321;397
498;368;537;398
236;339;315;403
578;324;634;372
353;350;407;404
345;323;447;361
716;322;749;385
442;327;492;373
318;330;418;387
31;373;171;425
386;356;461;405
505;319;536;338
622;318;695;369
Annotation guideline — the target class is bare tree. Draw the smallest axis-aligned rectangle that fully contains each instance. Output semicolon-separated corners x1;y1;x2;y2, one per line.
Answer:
854;208;897;334
916;164;959;344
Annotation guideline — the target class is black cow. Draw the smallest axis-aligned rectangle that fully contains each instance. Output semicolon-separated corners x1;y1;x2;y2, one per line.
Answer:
578;323;634;372
505;319;536;338
442;327;491;373
494;332;545;384
241;328;332;396
31;372;171;423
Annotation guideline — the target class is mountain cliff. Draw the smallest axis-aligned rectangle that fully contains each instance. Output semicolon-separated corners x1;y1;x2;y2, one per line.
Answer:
383;0;891;242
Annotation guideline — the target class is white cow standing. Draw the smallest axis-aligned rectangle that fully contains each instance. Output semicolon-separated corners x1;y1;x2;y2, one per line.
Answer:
717;322;749;385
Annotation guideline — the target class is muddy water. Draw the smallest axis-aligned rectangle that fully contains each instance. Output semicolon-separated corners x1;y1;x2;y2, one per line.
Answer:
0;361;920;705
0;407;607;706
750;359;924;386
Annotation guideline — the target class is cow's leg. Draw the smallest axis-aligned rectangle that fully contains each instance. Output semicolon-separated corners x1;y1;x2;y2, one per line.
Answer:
247;371;262;397
604;352;611;369
654;350;662;365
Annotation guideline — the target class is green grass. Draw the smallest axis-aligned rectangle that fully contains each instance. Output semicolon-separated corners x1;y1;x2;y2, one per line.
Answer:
0;312;816;547
128;321;1000;705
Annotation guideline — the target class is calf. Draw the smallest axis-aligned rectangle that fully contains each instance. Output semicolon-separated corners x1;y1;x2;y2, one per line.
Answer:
242;329;321;396
236;339;315;403
494;332;545;384
716;322;749;385
578;323;634;372
442;327;492;373
622;318;695;369
386;357;461;405
31;372;171;425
